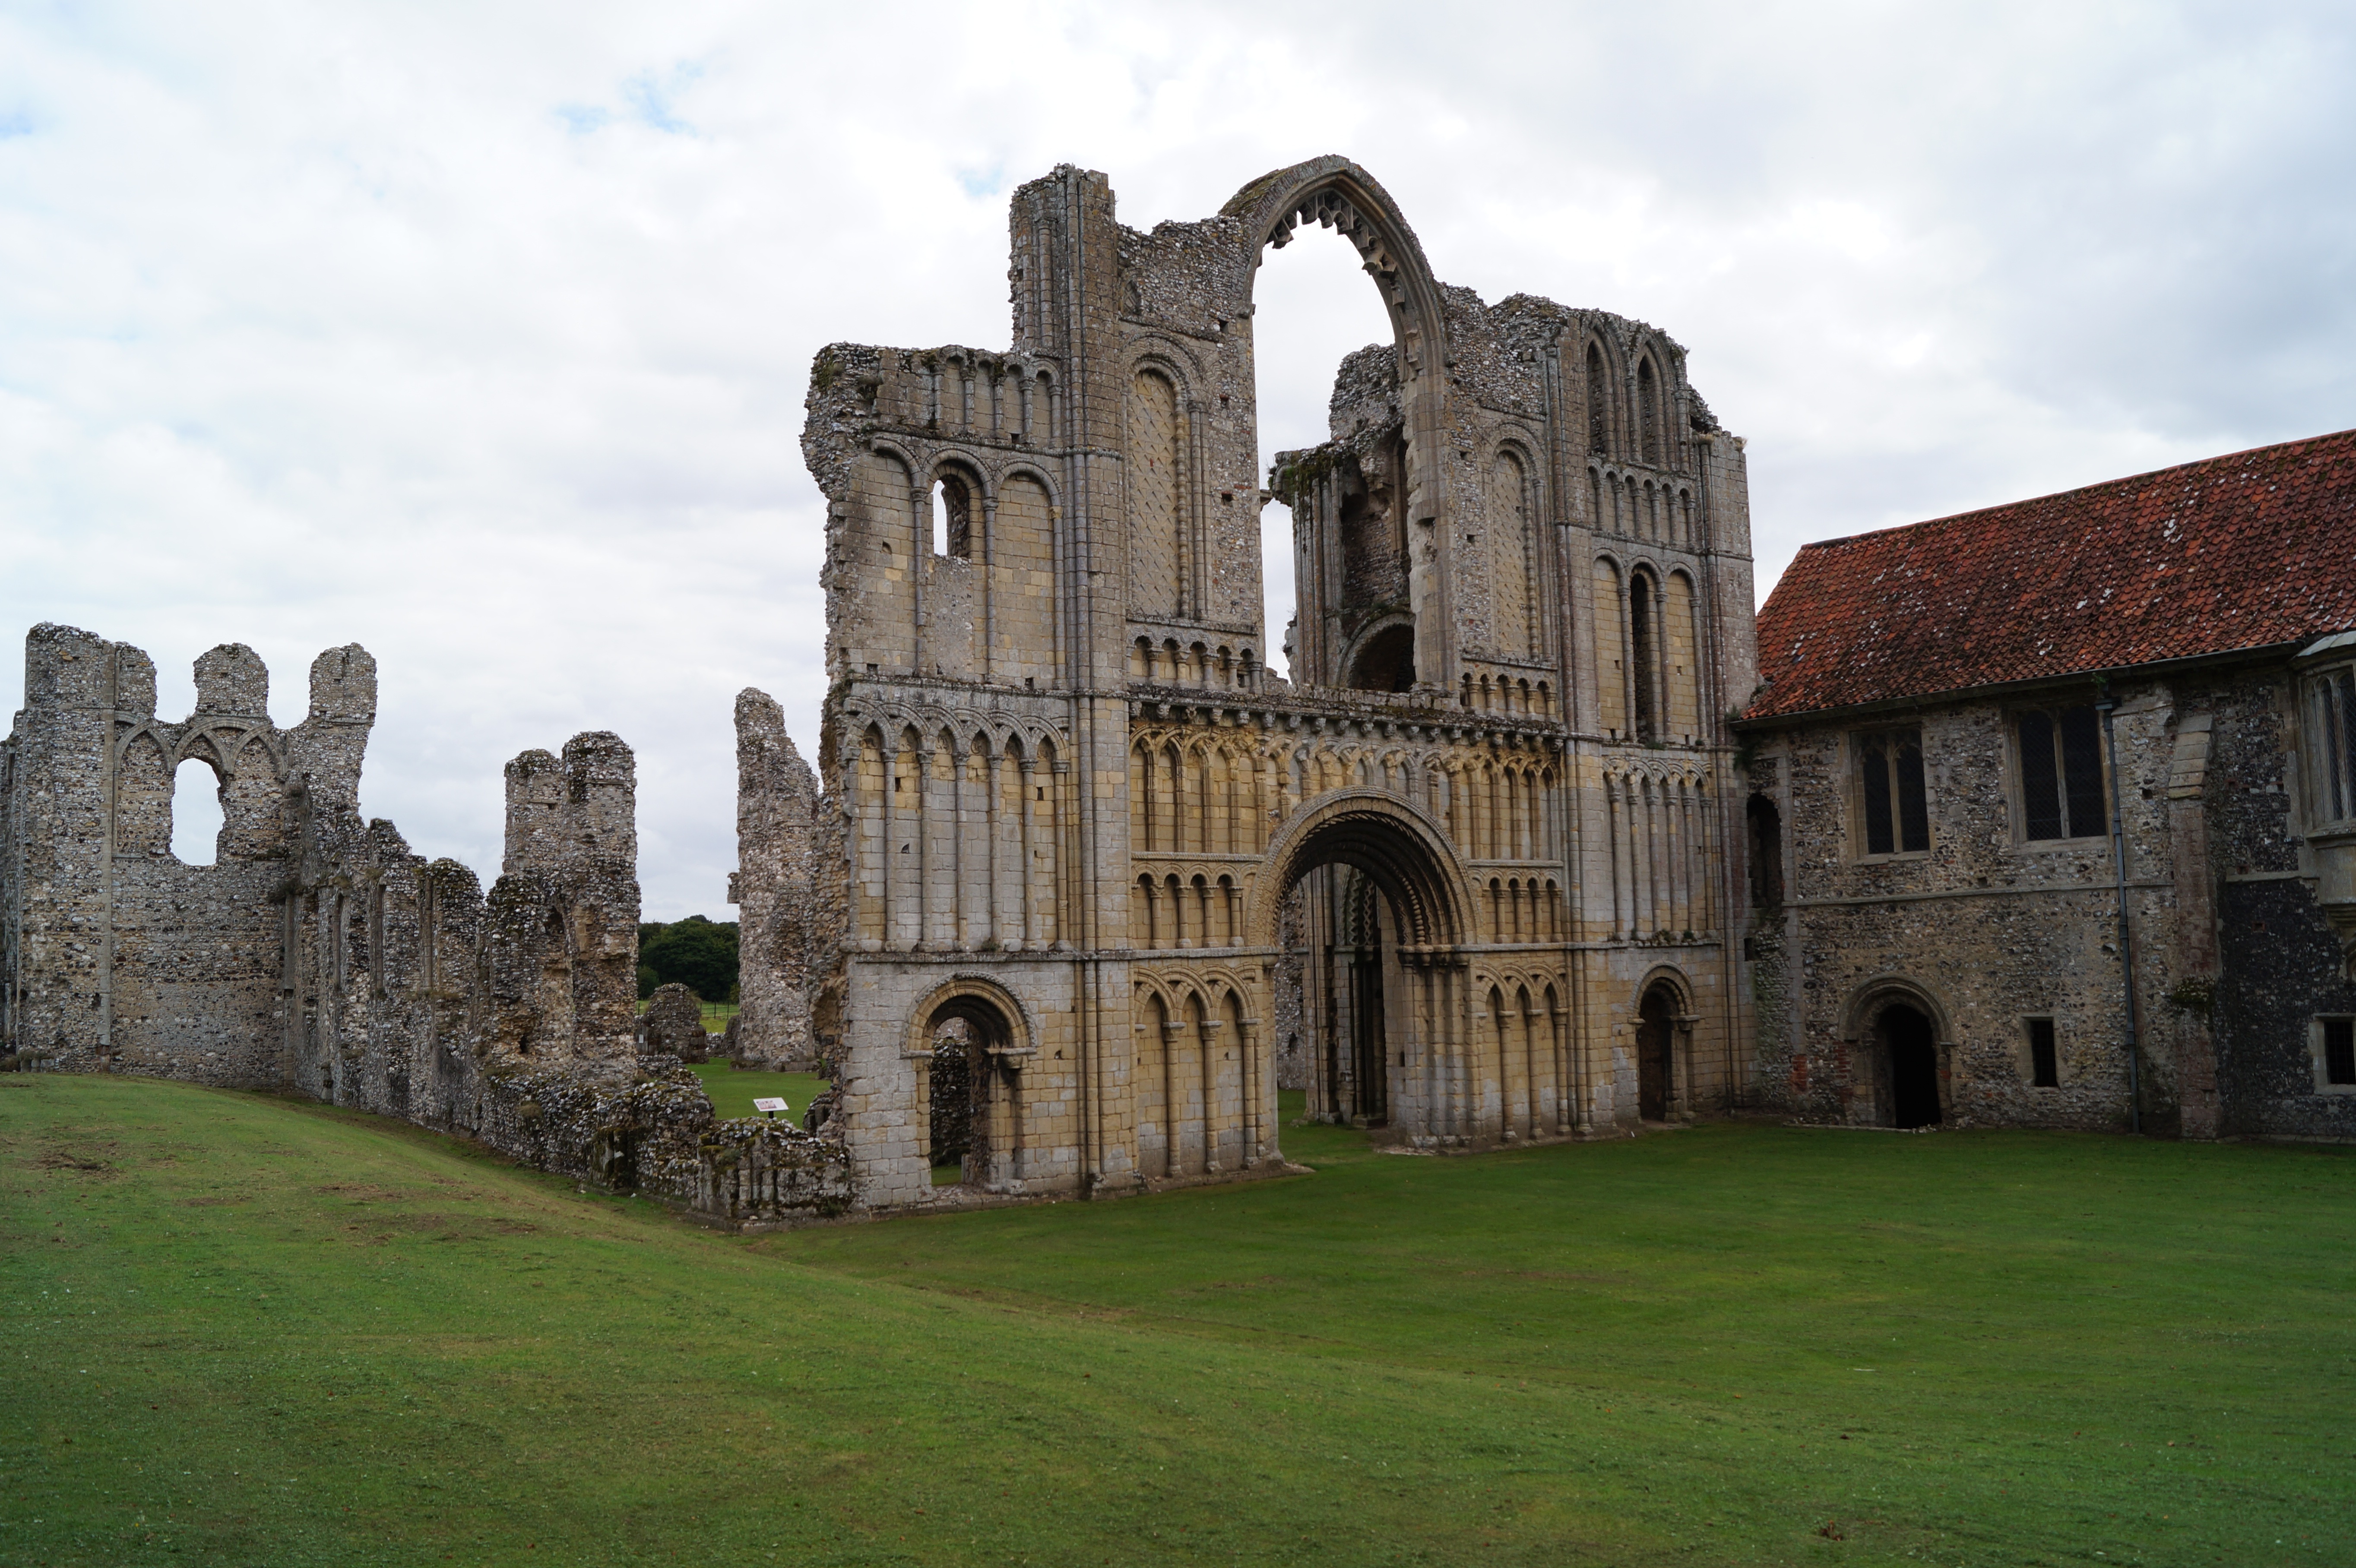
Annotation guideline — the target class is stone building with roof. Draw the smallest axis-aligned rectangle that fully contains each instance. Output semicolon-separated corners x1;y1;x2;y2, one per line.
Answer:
1735;430;2356;1139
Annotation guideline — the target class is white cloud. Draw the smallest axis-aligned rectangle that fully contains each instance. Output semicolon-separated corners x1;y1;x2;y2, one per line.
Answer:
3;0;2350;917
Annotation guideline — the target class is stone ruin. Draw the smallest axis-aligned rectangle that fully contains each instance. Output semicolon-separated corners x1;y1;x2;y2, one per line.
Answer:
637;983;712;1062
10;155;2347;1223
722;155;1760;1211
0;623;849;1228
3;154;1768;1223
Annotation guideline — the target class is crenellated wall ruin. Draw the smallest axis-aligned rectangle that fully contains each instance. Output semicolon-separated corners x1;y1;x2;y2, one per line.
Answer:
1;624;849;1227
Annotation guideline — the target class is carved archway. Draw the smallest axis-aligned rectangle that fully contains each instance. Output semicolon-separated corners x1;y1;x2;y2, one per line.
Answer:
1223;155;1461;690
1243;788;1472;952
902;975;1039;1191
1836;975;1957;1130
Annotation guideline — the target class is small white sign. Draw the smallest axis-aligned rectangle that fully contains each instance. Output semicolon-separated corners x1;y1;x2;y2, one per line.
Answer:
752;1097;790;1116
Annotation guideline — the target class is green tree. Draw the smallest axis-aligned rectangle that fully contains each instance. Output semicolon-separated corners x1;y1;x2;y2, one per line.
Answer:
636;916;739;1004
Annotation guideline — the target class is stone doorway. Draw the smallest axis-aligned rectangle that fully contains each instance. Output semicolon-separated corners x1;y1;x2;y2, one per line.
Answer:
1256;792;1475;1144
1297;867;1397;1127
1637;983;1677;1121
1881;1003;1941;1129
918;988;1029;1190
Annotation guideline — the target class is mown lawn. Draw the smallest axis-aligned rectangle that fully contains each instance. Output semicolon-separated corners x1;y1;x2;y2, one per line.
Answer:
686;1061;830;1122
3;1074;2351;1567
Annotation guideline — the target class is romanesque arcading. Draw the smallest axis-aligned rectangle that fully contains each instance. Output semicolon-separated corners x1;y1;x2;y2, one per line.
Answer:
746;155;1760;1211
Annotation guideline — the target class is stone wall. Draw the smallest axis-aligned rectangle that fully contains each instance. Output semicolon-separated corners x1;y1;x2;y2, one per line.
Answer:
728;688;820;1069
0;624;852;1227
1740;651;2356;1139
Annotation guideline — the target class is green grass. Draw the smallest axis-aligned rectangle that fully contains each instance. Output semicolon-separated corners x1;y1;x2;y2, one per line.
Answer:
686;1061;830;1122
5;1075;2353;1567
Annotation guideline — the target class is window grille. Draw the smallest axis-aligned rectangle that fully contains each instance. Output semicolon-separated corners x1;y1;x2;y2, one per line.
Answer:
1857;729;1929;855
2017;704;2106;840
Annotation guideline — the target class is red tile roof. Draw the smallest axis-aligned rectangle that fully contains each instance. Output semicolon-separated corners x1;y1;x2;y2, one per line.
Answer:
1747;428;2356;721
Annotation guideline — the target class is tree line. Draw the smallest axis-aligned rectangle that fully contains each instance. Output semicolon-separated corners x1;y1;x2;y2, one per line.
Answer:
636;915;739;1003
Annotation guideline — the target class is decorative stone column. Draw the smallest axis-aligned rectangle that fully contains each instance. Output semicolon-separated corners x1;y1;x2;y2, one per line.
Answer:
1672;1012;1698;1123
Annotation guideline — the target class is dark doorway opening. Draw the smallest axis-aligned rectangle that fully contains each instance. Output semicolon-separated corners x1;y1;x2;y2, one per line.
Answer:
1637;984;1677;1121
927;1016;973;1183
1882;1004;1941;1129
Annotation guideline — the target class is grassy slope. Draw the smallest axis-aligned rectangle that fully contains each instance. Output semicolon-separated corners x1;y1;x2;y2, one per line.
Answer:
3;1077;2351;1567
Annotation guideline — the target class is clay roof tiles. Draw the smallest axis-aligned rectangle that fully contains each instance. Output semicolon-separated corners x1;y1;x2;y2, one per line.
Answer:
1748;427;2356;721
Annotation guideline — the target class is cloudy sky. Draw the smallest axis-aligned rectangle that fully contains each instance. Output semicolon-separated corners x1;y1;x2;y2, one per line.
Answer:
4;0;2350;918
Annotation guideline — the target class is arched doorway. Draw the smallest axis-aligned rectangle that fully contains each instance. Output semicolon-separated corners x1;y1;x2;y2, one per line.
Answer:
911;983;1032;1190
1636;982;1678;1122
1879;1003;1942;1129
1248;791;1473;1143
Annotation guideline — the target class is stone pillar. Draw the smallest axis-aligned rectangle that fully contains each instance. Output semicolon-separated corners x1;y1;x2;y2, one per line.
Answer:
1200;1016;1225;1173
1018;757;1039;949
1672;1012;1697;1122
917;746;939;950
982;746;1001;951
1162;1018;1184;1176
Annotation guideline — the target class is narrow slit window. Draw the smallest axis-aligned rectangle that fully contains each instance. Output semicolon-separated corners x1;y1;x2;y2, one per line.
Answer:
2325;1018;2355;1087
1857;728;1928;855
2028;1018;2059;1088
931;474;972;559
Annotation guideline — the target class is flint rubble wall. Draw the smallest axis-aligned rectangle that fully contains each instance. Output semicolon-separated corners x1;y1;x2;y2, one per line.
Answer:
0;624;850;1227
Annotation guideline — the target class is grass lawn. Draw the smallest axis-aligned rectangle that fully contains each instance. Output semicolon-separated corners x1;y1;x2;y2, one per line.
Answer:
4;1075;2352;1566
686;1062;831;1123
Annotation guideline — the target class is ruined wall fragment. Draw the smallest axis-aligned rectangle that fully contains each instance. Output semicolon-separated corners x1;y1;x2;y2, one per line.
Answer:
729;687;819;1069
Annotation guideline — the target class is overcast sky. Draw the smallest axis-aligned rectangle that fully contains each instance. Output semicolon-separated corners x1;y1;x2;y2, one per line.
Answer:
4;0;2350;919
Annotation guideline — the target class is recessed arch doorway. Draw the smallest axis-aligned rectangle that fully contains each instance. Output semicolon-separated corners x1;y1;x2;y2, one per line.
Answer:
1837;979;1953;1130
906;978;1036;1192
1249;790;1474;1141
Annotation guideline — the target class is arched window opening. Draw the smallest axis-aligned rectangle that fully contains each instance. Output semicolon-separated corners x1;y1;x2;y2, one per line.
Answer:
171;757;225;866
1254;214;1404;683
1630;572;1659;743
1745;793;1784;910
931;472;973;560
1585;343;1609;457
1347;623;1417;692
1637;357;1660;466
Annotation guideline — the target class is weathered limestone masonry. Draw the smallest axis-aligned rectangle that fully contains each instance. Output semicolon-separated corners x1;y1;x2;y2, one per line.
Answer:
0;624;849;1226
1736;431;2356;1139
738;156;1758;1211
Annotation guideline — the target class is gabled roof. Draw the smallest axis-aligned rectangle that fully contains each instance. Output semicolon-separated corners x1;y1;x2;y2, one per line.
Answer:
1748;428;2356;721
